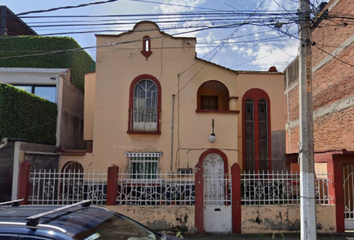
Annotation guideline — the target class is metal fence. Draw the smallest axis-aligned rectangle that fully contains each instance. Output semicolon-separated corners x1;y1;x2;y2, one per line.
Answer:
116;171;195;205
241;171;332;205
203;173;231;206
29;169;107;205
27;169;332;206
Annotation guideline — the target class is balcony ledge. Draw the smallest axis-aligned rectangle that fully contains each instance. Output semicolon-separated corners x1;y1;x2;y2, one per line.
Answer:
195;110;240;114
127;130;161;135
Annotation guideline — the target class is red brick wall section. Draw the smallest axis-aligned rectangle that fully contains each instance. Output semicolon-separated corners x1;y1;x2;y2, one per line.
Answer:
314;107;354;152
288;85;300;122
285;0;354;154
312;0;354;67
286;107;354;153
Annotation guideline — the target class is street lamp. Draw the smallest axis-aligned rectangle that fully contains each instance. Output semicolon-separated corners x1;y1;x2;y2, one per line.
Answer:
208;119;216;143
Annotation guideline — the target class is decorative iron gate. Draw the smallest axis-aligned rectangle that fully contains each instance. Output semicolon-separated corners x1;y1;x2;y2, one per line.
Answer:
203;153;231;233
343;164;354;230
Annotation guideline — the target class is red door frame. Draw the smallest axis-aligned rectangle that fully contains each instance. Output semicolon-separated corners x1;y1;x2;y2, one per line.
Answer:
327;152;354;233
195;149;228;233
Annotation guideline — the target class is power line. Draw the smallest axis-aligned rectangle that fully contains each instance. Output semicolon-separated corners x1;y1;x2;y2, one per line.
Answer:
15;0;120;16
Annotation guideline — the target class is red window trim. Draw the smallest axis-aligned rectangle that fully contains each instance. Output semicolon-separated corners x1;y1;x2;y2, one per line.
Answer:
128;74;162;134
141;35;152;60
242;88;272;172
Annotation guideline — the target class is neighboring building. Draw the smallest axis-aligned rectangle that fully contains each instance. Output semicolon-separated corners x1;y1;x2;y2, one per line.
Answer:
0;6;95;202
284;0;354;154
283;0;354;232
0;5;37;36
0;68;84;149
61;21;286;175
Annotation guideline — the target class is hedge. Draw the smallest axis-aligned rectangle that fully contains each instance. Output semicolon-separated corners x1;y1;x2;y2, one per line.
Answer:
0;36;95;90
0;83;57;144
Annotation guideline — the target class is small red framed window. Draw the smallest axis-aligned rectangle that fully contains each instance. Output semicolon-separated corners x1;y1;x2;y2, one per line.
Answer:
141;35;152;60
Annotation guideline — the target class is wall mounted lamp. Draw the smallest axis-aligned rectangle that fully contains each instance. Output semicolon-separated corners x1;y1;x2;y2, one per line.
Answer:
208;119;216;143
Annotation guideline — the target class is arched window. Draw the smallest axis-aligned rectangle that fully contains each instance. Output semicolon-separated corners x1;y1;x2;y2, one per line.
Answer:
196;81;229;111
242;89;271;172
128;75;161;134
62;161;84;173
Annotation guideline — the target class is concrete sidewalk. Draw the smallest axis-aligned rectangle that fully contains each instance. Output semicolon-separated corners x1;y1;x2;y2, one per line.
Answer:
183;233;354;240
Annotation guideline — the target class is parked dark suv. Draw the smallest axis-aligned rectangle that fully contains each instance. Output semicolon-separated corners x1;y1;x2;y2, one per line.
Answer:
0;199;182;240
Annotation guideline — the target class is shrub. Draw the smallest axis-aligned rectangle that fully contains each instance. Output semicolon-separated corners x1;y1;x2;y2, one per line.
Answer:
0;83;57;144
0;36;95;90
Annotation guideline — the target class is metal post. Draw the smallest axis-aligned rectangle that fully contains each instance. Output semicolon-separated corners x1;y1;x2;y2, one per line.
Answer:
170;94;175;173
299;0;316;239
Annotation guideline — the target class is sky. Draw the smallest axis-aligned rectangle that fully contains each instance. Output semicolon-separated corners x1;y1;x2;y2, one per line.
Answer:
2;0;315;72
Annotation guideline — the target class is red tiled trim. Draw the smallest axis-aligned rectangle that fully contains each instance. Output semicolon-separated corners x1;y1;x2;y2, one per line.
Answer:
128;74;162;134
242;88;272;172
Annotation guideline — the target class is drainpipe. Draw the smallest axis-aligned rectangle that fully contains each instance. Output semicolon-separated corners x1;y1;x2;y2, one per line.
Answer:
170;94;175;173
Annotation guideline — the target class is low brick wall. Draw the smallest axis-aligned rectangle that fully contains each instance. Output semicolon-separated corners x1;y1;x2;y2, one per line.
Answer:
241;205;336;234
105;205;195;232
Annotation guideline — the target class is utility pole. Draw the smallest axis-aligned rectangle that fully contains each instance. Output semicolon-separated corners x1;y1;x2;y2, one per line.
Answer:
299;0;316;239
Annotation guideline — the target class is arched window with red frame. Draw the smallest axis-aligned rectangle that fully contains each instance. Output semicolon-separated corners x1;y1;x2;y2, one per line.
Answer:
242;89;271;172
128;74;161;134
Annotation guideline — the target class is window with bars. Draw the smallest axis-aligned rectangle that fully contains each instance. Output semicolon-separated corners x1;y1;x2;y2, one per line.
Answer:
126;152;161;179
133;79;158;131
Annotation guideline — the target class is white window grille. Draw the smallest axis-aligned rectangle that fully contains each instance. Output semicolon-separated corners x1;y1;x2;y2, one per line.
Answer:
126;152;161;179
133;79;158;131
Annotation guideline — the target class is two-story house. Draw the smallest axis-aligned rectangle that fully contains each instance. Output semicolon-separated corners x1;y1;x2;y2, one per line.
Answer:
61;20;285;178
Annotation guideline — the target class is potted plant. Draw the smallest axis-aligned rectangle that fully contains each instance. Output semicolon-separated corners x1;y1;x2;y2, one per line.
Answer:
170;197;176;205
159;196;166;205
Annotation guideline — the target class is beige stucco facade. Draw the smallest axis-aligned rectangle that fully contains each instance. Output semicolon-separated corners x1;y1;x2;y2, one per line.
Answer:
61;21;285;173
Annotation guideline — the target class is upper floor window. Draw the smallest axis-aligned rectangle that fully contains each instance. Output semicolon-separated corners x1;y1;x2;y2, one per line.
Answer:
201;96;218;110
13;84;56;103
141;35;152;60
197;81;229;111
128;75;161;134
242;89;271;172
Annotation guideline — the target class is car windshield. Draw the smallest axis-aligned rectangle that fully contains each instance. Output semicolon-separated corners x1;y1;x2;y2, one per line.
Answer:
73;213;161;240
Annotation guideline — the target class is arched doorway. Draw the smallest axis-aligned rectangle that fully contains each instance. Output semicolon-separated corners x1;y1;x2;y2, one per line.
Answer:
61;161;84;204
195;149;231;233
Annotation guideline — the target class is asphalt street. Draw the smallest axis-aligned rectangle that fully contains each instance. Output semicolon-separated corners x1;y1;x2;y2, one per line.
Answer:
182;233;354;240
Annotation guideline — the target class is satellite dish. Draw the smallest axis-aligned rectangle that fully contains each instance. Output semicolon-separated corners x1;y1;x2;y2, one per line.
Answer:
0;138;8;149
